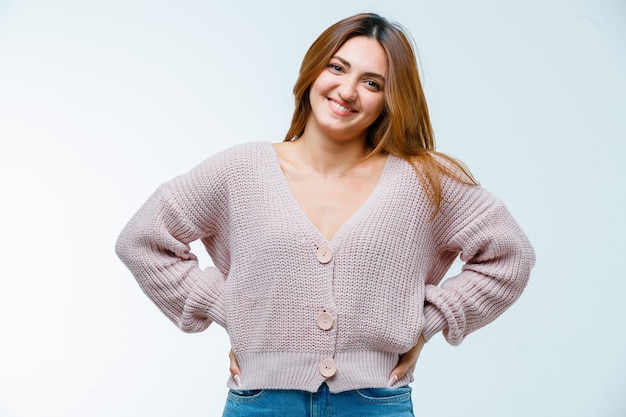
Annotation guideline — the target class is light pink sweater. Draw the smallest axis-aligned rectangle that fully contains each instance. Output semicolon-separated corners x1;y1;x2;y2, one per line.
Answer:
115;142;535;393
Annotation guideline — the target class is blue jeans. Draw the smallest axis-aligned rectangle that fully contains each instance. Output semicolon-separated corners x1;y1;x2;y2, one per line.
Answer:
221;383;414;417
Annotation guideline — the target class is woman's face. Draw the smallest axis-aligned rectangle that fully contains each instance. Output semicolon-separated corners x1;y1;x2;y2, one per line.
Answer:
307;36;388;143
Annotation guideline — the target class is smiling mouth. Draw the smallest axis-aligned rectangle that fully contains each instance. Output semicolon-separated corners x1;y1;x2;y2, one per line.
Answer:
329;99;357;113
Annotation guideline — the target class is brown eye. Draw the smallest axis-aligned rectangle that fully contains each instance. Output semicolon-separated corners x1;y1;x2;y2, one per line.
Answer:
366;80;381;91
327;64;343;73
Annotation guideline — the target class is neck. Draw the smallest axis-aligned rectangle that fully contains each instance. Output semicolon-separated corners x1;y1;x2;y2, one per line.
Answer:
294;132;372;177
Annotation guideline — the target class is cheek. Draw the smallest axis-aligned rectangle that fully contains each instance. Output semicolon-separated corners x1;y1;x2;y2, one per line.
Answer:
370;97;386;119
310;73;332;95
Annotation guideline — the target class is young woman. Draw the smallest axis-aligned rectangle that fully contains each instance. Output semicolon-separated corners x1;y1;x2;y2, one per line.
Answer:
116;13;535;416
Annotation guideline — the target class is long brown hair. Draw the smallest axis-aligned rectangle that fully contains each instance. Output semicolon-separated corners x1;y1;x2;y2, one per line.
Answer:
285;13;478;216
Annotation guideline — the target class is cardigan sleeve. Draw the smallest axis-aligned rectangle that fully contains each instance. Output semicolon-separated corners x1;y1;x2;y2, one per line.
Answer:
115;153;232;333
421;186;535;345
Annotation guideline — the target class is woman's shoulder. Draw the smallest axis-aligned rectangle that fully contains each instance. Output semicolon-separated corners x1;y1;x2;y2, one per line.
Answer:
191;141;276;171
165;141;277;205
210;140;274;160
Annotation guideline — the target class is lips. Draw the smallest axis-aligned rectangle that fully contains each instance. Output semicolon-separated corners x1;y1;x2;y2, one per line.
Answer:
328;98;357;114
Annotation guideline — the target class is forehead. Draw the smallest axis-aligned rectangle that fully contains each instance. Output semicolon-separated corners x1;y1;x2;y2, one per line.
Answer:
334;36;388;77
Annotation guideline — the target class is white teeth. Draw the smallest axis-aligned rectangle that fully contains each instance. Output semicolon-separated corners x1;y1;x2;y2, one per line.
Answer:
331;100;354;113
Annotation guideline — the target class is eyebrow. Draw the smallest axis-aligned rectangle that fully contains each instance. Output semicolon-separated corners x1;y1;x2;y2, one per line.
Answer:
333;55;386;82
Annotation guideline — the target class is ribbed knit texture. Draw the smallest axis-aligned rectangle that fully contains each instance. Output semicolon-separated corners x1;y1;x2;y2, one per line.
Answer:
115;142;535;393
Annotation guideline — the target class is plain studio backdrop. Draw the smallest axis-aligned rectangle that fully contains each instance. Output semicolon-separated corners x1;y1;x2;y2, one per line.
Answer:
0;0;624;416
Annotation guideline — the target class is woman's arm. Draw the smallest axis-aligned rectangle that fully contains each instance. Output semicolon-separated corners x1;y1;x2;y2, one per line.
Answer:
422;193;535;345
115;153;233;332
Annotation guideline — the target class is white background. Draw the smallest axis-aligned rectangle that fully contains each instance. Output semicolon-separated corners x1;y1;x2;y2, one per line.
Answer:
1;0;625;416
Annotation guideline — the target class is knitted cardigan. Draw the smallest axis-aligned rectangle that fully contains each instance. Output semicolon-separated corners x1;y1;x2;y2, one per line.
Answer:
115;142;535;393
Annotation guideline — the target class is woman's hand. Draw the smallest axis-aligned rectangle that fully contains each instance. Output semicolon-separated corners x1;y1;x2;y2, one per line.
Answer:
229;349;241;387
388;335;426;386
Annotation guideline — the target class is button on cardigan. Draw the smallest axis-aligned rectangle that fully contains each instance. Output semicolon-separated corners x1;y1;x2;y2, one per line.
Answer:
115;142;535;393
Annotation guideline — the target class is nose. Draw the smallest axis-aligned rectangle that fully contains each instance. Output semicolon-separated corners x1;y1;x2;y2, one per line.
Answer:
337;78;358;102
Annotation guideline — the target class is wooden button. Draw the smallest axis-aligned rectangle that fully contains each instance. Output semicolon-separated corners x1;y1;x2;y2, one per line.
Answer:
316;245;333;264
319;359;336;377
317;312;334;330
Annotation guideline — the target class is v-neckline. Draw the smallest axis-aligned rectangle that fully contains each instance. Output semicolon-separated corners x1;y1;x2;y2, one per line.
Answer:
265;142;393;245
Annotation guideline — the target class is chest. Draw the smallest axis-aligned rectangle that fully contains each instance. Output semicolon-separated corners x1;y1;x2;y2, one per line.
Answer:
285;174;379;241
